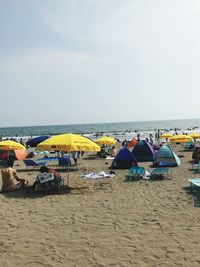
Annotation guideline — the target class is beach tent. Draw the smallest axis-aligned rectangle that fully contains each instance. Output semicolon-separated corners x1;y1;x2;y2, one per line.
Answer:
26;136;50;147
127;138;137;148
110;147;138;169
154;145;181;167
132;140;156;162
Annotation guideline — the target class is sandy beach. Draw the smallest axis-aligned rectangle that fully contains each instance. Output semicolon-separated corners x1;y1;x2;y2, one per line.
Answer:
0;144;200;267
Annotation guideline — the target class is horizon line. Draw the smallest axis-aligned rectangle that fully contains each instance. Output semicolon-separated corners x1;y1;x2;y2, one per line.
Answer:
0;117;200;129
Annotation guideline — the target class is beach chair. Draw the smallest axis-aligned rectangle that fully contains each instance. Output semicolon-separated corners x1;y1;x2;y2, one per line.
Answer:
192;161;200;172
188;178;200;191
58;156;71;167
150;167;169;180
127;166;145;181
183;142;195;150
23;159;47;167
34;172;64;192
37;156;58;162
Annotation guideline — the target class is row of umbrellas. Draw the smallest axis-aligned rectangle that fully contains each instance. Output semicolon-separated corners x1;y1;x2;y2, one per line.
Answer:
1;132;199;161
160;133;200;143
0;132;199;156
26;135;116;148
0;135;117;160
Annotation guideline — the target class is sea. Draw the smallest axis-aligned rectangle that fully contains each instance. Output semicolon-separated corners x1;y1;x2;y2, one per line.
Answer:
1;118;200;143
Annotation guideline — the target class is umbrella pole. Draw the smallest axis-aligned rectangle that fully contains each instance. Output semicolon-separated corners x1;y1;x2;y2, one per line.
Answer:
67;159;70;187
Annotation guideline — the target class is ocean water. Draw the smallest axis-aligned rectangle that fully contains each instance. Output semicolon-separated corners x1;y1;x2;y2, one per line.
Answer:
1;118;200;142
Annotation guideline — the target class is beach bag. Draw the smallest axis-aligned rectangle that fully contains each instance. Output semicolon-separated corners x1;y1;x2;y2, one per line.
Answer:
34;172;63;192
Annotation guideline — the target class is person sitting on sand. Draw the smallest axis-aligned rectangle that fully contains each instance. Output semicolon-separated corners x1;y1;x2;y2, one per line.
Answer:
111;146;117;157
33;166;64;191
39;165;63;180
1;159;28;192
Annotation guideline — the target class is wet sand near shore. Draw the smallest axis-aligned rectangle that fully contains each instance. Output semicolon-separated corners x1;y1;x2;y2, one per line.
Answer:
0;144;200;267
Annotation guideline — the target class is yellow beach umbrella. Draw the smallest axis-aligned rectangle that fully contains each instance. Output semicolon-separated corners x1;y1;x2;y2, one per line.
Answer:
0;140;26;150
0;140;27;161
188;133;200;139
169;135;194;143
37;133;100;186
37;133;100;152
95;136;116;145
160;133;173;138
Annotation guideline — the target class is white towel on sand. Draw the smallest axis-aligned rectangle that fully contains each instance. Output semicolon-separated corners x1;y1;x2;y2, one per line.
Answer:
82;171;115;179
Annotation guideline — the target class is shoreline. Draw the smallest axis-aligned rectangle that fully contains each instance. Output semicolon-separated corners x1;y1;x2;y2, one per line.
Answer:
0;118;200;139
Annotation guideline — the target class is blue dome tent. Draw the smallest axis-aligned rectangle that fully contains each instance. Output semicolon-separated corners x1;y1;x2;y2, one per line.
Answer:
154;145;181;167
110;147;138;169
132;140;156;162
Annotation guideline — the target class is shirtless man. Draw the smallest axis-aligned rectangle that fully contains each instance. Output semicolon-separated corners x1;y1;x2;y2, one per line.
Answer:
1;159;28;192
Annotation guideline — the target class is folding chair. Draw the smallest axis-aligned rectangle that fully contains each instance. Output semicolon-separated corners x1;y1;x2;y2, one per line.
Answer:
23;159;46;167
127;166;145;181
192;161;200;172
188;178;200;188
150;167;169;180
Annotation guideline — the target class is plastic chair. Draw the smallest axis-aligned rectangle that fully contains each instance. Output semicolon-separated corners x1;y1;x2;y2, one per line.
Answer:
127;166;145;181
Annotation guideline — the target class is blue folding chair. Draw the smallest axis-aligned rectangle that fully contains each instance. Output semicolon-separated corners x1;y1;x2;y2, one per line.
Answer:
127;166;145;181
23;159;46;167
150;167;169;180
192;161;200;173
188;178;200;192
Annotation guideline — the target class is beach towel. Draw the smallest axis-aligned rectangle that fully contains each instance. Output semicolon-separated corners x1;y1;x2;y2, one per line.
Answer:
82;171;115;179
105;156;114;160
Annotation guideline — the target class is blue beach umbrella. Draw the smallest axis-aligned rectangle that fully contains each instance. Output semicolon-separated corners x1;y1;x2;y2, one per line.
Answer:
26;136;50;147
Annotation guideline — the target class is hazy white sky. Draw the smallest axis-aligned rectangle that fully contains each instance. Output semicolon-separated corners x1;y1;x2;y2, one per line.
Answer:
1;0;200;127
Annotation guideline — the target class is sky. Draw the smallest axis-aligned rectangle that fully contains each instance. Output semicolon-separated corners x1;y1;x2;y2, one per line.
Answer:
1;0;200;127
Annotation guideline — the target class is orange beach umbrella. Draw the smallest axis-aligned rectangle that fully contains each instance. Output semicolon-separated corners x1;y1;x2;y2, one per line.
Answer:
0;149;27;160
0;140;27;160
